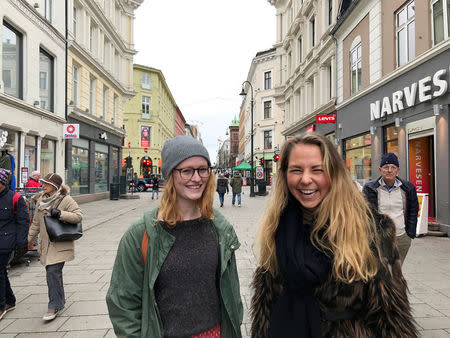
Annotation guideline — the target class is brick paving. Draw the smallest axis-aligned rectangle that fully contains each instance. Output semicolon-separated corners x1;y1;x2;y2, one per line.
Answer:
1;187;449;337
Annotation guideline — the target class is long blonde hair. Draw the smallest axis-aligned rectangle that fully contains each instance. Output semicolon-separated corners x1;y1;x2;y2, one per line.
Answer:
157;171;216;227
256;133;379;283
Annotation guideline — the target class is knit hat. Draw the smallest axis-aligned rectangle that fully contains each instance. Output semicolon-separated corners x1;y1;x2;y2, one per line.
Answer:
40;173;63;190
0;168;10;186
380;153;399;168
161;136;211;179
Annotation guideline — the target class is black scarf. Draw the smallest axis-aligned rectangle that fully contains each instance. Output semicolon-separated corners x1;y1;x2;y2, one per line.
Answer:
268;198;332;338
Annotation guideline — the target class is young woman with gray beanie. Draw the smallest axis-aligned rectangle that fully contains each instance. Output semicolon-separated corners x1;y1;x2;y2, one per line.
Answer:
107;135;243;338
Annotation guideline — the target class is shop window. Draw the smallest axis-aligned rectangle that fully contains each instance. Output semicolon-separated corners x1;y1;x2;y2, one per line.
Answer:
325;132;336;145
2;22;23;99
24;136;37;179
40;138;55;177
396;0;415;67
95;143;109;193
432;0;450;44
344;133;372;186
350;44;362;94
71;138;89;195
112;147;119;179
0;128;19;188
384;125;399;155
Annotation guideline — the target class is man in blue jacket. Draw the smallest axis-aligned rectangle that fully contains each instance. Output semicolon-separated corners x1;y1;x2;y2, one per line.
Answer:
0;169;29;320
363;153;419;265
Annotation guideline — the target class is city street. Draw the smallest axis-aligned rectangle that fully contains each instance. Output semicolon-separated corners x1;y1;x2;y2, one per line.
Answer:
1;188;449;337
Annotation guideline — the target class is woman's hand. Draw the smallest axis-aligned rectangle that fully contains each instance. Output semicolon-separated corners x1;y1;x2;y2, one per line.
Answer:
50;208;61;219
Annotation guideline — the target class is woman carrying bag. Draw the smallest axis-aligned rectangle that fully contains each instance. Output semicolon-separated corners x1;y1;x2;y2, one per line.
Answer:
28;173;82;321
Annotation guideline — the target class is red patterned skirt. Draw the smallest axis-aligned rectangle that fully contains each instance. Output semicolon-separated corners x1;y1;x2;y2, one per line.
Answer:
190;324;221;338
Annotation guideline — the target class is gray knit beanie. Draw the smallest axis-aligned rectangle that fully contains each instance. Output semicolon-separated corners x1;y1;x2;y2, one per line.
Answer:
161;136;211;179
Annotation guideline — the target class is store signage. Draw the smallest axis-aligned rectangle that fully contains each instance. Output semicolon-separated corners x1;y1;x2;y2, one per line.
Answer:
63;124;79;138
21;167;28;184
316;114;336;124
306;124;315;132
370;68;448;121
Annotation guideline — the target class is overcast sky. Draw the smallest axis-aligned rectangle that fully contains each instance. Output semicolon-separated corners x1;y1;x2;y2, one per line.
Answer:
134;0;276;164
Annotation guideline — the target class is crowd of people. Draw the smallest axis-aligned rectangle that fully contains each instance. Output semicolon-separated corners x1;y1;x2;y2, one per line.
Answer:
1;132;420;337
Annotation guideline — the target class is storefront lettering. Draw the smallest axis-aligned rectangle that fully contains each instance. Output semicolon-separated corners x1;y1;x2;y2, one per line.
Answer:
370;68;448;120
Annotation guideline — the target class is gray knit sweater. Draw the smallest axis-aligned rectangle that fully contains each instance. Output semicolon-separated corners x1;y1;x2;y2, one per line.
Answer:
154;218;221;337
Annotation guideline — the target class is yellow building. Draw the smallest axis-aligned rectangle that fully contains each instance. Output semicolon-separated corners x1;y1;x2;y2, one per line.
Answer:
124;64;176;177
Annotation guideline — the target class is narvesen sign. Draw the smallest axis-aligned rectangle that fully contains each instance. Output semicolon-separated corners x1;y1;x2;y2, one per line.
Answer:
316;114;336;123
370;68;448;121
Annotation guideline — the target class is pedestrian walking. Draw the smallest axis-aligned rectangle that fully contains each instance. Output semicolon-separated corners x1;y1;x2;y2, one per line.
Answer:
216;173;229;207
363;152;419;265
0;169;28;320
151;175;159;200
28;173;82;321
250;133;417;338
25;171;41;188
229;171;243;207
107;135;243;338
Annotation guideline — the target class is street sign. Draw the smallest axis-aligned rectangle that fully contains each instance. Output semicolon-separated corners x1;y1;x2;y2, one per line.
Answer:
63;124;80;138
256;167;264;179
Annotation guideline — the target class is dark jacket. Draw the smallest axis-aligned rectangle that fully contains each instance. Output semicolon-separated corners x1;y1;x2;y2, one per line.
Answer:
250;209;418;338
0;187;29;252
216;177;229;194
152;177;159;190
363;176;419;238
106;208;243;338
229;174;243;194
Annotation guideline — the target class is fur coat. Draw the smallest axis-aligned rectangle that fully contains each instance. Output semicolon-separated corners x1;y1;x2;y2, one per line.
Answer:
250;210;418;338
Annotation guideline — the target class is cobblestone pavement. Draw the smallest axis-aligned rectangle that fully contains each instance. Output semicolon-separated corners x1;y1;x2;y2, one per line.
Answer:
1;187;449;337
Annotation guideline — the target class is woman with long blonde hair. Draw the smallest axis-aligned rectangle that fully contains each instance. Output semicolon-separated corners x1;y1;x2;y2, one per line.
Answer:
107;135;243;338
251;133;417;337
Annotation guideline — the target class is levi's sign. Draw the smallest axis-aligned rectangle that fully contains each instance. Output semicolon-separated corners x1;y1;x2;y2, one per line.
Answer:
370;68;448;121
316;114;336;123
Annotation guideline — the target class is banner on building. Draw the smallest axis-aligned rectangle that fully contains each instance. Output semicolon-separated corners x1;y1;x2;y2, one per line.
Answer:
141;126;150;147
63;124;79;139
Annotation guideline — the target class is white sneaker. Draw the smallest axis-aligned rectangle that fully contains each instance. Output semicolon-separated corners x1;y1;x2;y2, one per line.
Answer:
43;308;62;321
238;204;241;207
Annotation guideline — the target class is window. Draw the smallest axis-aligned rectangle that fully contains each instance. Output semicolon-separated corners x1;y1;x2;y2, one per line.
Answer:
264;71;272;90
103;87;108;120
142;96;150;119
90;22;97;54
71;138;89;195
432;0;450;44
264;130;273;150
310;17;315;48
73;7;77;37
39;49;54;111
72;65;80;106
103;39;110;69
115;6;121;28
263;100;272;119
113;95;118;124
95;143;109;193
44;0;52;22
25;136;37;176
104;0;111;18
141;72;151;89
114;51;119;77
328;0;333;25
298;37;303;63
89;77;96;114
396;1;415;67
384;125;399;155
344;133;372;186
40;138;55;177
2;22;23;99
350;44;362;94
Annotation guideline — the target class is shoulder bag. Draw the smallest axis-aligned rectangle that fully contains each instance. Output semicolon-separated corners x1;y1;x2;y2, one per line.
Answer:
44;196;83;242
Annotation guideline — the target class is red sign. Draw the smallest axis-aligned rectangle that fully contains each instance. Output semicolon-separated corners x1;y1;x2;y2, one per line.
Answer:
316;114;336;124
306;124;315;132
409;137;430;194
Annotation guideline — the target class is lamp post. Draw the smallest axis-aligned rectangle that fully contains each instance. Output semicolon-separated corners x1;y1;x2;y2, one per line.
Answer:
240;81;255;197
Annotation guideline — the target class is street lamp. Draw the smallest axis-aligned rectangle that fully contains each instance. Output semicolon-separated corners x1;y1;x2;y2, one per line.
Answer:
240;81;255;197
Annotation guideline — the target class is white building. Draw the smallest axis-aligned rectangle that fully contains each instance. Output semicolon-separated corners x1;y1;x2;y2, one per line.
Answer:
241;47;284;182
0;0;66;186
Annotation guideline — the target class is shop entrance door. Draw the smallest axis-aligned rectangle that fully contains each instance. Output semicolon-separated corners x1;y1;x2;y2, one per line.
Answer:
408;136;435;218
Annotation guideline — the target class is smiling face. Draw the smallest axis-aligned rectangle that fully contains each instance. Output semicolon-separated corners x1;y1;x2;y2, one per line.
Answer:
286;143;330;211
173;156;210;204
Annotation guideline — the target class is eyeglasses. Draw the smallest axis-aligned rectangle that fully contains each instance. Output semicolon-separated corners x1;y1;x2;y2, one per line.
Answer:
174;167;211;180
381;165;398;171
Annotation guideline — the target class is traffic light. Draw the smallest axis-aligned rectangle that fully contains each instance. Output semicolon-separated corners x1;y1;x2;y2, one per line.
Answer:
259;158;264;166
142;158;152;167
273;153;280;162
126;156;132;168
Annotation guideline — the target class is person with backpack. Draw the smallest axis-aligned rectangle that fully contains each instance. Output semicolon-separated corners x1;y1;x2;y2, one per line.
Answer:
107;135;243;338
0;169;29;320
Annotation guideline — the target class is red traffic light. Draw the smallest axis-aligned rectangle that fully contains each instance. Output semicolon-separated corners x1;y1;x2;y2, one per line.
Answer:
273;154;280;162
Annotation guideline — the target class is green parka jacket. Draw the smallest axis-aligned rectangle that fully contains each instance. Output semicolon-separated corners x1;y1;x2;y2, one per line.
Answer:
106;208;243;338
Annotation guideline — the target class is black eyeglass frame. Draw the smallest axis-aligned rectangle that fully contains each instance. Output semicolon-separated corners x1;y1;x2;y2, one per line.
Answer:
173;167;212;180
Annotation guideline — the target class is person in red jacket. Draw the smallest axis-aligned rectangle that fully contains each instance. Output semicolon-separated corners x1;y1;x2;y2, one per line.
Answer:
25;171;41;188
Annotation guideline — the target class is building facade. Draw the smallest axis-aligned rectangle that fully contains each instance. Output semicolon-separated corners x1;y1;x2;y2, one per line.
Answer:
268;0;339;139
123;64;176;177
65;0;142;198
332;0;450;230
1;0;66;186
174;105;186;136
241;48;284;182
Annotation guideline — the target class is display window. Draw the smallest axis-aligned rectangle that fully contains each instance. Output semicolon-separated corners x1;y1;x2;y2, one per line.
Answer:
24;135;37;180
344;133;372;186
384;125;399;156
40;138;55;177
95;143;109;193
71;138;89;195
